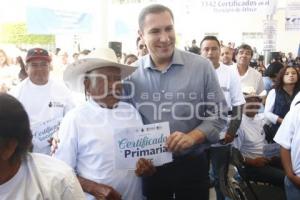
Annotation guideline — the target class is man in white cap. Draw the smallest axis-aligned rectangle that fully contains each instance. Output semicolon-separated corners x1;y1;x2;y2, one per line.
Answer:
233;86;284;188
9;48;75;155
53;48;142;200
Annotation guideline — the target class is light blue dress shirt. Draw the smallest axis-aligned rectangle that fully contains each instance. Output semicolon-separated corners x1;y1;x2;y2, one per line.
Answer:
124;49;227;156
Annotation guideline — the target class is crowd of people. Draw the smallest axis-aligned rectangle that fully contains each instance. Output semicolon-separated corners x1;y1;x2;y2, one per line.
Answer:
1;3;300;200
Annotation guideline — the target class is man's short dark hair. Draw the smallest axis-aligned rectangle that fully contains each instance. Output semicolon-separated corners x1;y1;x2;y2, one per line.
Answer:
0;94;32;163
200;36;220;48
236;44;253;57
138;4;174;31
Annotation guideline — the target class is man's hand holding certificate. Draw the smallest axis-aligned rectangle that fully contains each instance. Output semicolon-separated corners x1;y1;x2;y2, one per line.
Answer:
113;122;173;170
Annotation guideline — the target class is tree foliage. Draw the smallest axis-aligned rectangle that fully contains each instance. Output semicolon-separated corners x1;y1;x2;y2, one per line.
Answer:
0;23;55;45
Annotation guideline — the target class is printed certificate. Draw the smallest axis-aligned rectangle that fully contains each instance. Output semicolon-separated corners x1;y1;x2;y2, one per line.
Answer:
31;118;62;151
113;122;173;170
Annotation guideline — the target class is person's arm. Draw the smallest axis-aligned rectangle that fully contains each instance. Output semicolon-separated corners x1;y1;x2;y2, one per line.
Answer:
264;89;281;124
280;147;300;188
224;105;243;143
224;68;245;143
257;74;265;95
61;170;86;200
52;113;78;168
77;176;122;200
167;60;227;152
195;60;228;144
233;128;243;150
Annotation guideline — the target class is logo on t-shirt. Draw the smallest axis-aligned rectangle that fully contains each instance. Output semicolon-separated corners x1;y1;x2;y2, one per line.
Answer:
48;101;64;108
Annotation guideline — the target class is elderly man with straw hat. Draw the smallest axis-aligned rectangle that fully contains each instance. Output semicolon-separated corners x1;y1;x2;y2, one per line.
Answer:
53;48;143;200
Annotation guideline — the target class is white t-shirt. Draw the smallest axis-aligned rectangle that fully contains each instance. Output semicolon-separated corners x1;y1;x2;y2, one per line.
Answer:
233;114;268;159
9;78;75;154
213;63;245;144
0;153;85;200
216;63;245;109
264;89;279;124
274;105;300;176
236;65;264;95
54;100;143;200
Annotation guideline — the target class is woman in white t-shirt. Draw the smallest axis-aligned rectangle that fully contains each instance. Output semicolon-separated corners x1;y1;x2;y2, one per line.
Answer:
0;93;85;200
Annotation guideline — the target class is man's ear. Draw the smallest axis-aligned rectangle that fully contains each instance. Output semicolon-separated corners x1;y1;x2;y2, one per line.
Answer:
0;139;18;161
84;78;91;93
25;64;29;74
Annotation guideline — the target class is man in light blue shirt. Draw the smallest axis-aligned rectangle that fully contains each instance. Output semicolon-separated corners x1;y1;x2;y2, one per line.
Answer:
124;4;227;200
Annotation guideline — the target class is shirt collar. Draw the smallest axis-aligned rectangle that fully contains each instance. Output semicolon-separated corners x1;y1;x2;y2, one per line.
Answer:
143;48;184;71
87;99;105;112
87;99;122;112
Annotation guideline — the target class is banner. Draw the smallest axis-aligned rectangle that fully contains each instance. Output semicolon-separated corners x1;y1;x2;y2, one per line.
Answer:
285;0;300;31
184;0;277;14
263;19;277;51
113;122;173;170
26;7;92;34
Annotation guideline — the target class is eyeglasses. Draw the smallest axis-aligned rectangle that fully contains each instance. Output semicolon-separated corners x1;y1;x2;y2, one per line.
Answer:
139;44;146;50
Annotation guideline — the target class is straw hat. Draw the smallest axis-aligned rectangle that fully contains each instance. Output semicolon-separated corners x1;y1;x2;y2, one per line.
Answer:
63;48;136;93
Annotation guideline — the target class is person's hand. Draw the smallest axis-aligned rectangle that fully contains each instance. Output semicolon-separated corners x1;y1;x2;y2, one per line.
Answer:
91;183;122;200
166;131;195;153
223;133;234;144
50;137;60;156
135;158;156;177
249;157;270;167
